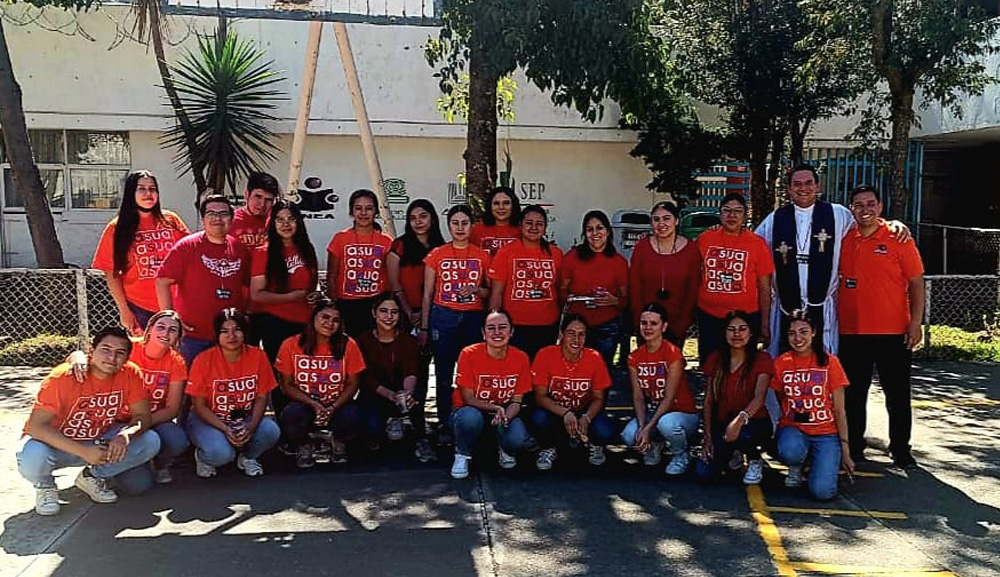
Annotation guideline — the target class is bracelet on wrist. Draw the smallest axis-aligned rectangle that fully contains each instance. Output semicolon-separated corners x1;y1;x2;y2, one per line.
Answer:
562;409;571;418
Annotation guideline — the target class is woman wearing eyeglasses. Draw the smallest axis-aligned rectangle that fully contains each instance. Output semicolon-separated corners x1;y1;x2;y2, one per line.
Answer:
628;201;700;346
695;193;774;362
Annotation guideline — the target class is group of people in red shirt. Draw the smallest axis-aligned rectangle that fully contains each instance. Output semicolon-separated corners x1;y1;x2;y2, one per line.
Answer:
15;164;924;517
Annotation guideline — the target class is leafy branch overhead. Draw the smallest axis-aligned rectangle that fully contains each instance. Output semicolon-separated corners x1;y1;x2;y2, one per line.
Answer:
426;0;720;199
161;19;286;198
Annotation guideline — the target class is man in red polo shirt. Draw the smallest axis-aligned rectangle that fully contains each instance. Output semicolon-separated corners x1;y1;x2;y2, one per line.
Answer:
838;185;925;468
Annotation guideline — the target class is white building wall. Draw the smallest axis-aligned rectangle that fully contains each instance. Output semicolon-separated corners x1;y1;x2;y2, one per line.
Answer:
2;7;659;267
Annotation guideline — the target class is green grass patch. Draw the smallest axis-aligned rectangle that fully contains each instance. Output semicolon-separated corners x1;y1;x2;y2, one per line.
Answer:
917;325;1000;362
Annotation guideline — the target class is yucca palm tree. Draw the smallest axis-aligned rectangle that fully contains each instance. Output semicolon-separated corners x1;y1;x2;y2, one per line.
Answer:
161;17;286;198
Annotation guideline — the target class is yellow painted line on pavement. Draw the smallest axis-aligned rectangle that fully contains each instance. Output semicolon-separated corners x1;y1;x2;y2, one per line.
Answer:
768;505;907;520
746;484;798;576
789;563;956;576
912;398;1000;409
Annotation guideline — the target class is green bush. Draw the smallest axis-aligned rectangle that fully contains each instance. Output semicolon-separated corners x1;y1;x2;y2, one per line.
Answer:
0;334;79;367
917;325;1000;362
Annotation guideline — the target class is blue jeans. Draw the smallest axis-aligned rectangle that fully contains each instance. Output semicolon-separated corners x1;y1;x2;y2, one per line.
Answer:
152;421;190;467
452;406;534;457
186;412;280;466
179;336;214;368
127;302;155;332
694;418;773;482
17;425;161;489
430;306;484;427
586;317;621;373
621;411;700;454
777;427;841;500
527;407;617;448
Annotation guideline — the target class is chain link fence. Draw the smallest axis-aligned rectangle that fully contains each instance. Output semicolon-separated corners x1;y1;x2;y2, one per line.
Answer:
923;275;1000;332
1;268;998;365
916;223;1000;276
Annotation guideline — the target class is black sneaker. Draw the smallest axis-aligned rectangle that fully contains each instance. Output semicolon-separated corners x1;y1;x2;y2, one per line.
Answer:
892;453;917;469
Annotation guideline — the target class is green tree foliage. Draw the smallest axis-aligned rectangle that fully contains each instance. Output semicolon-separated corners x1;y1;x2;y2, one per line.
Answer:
803;0;999;219
426;0;720;207
661;0;859;222
161;19;286;198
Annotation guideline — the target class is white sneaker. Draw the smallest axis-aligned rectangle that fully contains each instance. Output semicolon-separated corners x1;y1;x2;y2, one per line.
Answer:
743;459;764;485
785;464;804;488
498;447;517;470
728;449;745;471
35;488;60;516
643;441;663;466
451;453;471;479
74;470;118;504
237;454;264;477
536;447;557;471
588;445;606;467
194;450;217;478
385;417;405;441
665;451;691;476
153;465;173;485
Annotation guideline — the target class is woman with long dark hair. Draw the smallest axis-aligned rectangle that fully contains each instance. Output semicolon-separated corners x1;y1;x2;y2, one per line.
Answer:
628;201;700;346
488;204;563;360
694;311;774;485
772;310;854;500
471;186;521;257
421;204;491;437
186;309;280;478
93;170;188;334
387;199;445;331
250;199;321;364
275;299;368;467
326;189;394;337
560;210;628;372
356;292;435;462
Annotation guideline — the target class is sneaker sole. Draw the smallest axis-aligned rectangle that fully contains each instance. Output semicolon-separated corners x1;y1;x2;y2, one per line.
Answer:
36;506;60;516
75;484;117;504
450;470;469;479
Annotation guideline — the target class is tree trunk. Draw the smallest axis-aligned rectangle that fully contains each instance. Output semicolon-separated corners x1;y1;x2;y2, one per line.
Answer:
748;141;771;227
0;21;65;267
148;3;207;201
887;86;915;221
464;43;498;218
789;117;808;166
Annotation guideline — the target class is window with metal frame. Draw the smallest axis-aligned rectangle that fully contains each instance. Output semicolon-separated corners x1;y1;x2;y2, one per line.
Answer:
1;130;131;211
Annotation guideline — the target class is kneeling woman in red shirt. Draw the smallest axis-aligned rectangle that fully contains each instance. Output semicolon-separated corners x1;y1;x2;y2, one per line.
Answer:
694;310;774;485
186;309;280;478
529;314;616;471
621;303;700;476
773;310;854;500
275;298;368;467
450;309;535;479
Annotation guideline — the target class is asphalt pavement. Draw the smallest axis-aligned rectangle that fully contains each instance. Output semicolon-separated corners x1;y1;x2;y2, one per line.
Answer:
1;362;998;577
